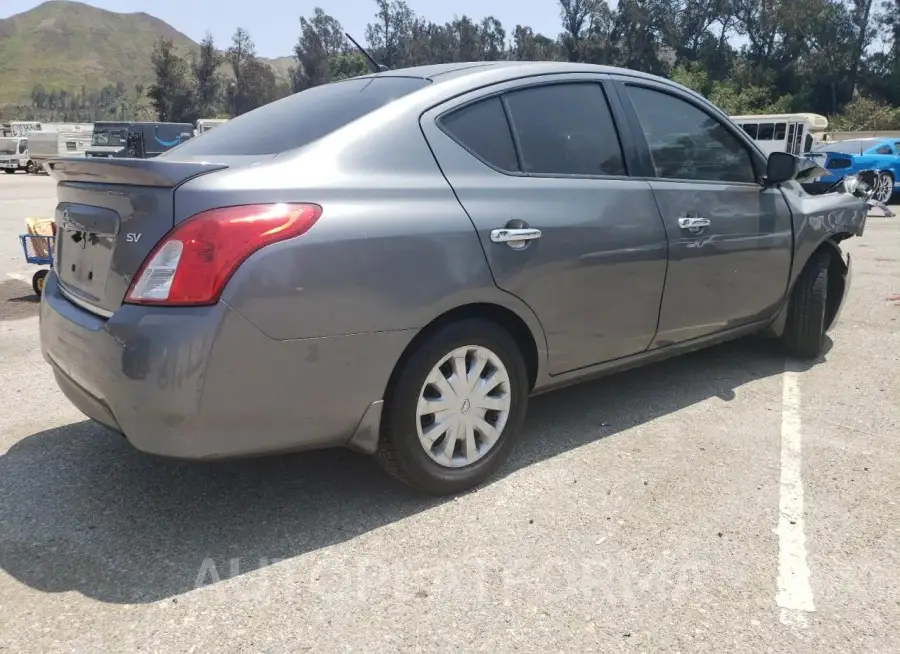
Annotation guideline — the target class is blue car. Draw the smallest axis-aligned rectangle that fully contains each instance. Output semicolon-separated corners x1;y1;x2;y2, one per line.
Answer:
803;137;899;204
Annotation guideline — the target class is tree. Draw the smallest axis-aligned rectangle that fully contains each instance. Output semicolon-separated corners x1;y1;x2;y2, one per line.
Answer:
559;0;595;61
227;27;256;115
365;0;413;68
293;9;341;91
147;38;195;122
194;32;223;118
121;0;898;129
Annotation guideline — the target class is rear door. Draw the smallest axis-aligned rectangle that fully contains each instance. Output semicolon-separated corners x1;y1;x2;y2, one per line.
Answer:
611;79;793;346
421;74;669;375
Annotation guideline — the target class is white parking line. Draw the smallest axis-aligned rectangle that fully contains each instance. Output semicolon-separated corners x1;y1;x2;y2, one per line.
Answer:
775;362;815;627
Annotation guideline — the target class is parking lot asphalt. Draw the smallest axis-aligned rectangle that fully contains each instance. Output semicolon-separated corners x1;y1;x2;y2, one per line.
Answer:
0;174;898;652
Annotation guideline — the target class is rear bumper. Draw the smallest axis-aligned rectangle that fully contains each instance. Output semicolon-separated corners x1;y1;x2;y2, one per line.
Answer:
40;272;414;459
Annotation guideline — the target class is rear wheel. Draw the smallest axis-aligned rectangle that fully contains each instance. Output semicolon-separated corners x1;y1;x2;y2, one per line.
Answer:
3;169;14;174
32;269;49;296
781;251;830;359
376;318;529;495
873;172;894;205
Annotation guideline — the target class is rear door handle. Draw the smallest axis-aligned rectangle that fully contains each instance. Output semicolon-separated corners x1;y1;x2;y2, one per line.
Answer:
490;228;542;244
678;216;710;230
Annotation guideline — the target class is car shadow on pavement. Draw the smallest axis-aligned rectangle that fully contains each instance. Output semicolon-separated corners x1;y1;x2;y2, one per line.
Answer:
0;335;830;604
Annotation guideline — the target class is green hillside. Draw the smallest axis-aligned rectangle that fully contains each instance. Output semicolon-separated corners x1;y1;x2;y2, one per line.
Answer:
0;0;291;109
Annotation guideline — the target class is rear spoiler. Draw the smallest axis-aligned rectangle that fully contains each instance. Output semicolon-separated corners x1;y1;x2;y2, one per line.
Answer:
45;156;228;187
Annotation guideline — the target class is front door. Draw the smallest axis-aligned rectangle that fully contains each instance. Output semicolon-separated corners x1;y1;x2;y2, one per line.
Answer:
421;76;669;374
613;81;794;347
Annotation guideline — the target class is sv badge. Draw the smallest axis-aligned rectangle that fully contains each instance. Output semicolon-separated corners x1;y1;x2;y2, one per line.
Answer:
126;233;142;243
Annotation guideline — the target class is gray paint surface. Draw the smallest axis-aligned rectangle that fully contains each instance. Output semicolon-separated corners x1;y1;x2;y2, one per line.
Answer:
40;61;869;459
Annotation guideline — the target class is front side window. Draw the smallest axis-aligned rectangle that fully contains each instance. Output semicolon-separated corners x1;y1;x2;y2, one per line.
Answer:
625;85;757;184
874;145;892;155
19;140;28;154
503;83;627;177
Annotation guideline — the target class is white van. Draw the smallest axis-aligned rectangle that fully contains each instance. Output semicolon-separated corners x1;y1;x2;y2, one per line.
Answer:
730;113;828;156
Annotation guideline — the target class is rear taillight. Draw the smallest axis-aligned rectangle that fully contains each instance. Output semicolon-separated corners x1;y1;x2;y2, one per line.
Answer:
125;203;322;306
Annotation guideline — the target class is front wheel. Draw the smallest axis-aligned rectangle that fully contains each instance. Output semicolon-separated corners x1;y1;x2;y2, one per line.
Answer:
3;169;14;174
781;251;830;359
873;172;894;205
376;318;529;495
25;161;35;175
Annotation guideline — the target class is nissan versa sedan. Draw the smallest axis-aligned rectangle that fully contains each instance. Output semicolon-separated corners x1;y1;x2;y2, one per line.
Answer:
40;61;870;495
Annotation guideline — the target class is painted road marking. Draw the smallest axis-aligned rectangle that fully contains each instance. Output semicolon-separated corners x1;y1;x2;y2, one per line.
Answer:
775;362;815;627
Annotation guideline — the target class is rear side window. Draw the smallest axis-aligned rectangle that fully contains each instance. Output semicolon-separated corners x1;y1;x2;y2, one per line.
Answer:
162;76;430;157
439;96;519;171
504;83;627;176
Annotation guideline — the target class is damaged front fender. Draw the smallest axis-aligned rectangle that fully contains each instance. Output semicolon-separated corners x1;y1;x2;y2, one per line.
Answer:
764;180;867;338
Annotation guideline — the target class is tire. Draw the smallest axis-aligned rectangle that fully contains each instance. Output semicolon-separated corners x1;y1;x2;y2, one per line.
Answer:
781;250;830;359
25;161;35;175
873;172;894;205
32;269;49;296
376;318;529;495
3;169;14;174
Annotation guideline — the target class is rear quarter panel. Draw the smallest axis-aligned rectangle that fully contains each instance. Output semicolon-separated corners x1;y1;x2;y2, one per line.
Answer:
174;105;548;355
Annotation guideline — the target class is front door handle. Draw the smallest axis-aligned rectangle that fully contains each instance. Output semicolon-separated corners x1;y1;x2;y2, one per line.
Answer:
490;228;542;248
678;216;710;230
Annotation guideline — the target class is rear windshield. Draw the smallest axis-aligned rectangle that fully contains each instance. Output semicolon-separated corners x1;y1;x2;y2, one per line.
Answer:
162;76;430;157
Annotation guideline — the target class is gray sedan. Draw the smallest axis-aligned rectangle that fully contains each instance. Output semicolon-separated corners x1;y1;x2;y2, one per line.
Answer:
40;61;869;495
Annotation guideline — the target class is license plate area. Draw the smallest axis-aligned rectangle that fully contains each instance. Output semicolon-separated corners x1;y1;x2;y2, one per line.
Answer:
55;204;120;303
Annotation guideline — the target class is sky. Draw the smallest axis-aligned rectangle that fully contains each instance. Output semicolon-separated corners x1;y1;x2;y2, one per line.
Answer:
1;0;566;59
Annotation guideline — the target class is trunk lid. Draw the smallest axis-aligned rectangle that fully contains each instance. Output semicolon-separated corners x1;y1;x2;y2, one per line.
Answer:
46;157;228;316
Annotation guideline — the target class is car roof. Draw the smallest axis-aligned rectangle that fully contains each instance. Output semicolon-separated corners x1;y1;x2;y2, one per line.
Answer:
365;60;679;87
831;137;897;148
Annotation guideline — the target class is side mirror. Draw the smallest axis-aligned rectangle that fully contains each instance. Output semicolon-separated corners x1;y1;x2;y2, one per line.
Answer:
765;152;798;185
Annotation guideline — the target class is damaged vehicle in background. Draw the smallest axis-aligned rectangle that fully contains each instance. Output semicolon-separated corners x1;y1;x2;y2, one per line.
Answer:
803;137;900;204
39;62;881;496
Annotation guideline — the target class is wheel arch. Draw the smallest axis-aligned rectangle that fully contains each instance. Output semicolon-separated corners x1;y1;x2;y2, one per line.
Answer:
385;303;543;401
346;297;548;457
766;235;850;337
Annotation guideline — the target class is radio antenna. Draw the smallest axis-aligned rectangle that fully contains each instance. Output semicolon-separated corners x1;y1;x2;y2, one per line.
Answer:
345;33;388;72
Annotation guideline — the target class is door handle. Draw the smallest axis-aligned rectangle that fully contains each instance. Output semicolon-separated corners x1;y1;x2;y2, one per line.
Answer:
678;216;710;230
490;228;542;246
